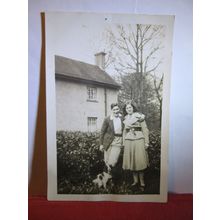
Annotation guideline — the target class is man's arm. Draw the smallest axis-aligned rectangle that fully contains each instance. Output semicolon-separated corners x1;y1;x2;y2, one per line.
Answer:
100;117;108;146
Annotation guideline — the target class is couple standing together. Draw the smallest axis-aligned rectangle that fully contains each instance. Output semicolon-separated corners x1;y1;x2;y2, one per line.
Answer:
99;101;150;190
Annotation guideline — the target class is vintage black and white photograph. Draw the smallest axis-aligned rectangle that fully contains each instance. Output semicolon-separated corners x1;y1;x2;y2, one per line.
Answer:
46;12;174;202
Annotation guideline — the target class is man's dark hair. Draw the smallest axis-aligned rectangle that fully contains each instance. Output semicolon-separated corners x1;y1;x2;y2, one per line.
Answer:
110;103;119;110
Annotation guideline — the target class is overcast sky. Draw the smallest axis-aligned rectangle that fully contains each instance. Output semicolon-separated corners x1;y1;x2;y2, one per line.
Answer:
47;12;166;79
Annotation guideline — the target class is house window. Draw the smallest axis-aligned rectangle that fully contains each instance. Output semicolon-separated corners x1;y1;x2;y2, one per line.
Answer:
87;86;97;101
87;117;97;132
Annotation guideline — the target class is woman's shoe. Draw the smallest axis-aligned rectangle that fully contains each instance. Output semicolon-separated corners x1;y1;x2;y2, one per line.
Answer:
130;182;139;190
131;182;138;186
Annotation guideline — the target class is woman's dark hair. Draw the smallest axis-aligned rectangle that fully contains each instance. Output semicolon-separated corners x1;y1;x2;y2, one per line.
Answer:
110;103;119;110
123;100;138;116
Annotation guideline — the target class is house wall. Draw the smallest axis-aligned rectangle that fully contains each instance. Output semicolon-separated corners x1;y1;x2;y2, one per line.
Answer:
106;88;119;115
56;79;118;132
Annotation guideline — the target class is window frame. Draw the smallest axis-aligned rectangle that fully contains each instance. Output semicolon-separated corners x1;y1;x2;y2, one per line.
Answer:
87;117;98;132
87;86;98;102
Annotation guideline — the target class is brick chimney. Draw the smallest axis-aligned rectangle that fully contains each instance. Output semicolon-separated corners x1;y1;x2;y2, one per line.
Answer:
95;52;106;70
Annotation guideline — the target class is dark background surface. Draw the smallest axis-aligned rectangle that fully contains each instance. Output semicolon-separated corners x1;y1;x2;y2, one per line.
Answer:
29;194;193;220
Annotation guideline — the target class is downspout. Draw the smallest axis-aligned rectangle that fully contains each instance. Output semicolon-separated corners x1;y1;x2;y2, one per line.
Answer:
104;88;107;116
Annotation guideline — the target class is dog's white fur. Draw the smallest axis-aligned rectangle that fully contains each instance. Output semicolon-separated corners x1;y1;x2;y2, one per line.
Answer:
92;172;112;189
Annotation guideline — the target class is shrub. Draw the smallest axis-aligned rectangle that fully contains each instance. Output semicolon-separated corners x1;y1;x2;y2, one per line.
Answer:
57;131;105;185
56;130;161;194
148;130;161;171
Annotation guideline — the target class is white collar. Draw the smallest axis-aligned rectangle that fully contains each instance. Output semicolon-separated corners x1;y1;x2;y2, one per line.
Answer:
110;113;121;120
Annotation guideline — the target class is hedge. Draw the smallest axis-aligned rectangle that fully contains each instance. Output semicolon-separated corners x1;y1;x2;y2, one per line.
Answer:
57;130;161;194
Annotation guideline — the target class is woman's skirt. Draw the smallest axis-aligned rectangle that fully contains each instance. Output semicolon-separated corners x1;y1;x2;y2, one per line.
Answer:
122;138;149;171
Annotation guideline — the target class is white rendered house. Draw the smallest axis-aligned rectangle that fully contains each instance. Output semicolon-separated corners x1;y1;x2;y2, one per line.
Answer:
55;53;120;132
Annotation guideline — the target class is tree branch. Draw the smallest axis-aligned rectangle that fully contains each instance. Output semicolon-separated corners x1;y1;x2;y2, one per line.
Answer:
144;46;161;72
145;61;162;75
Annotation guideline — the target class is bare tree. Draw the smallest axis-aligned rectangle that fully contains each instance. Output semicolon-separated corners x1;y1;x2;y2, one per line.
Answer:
152;72;163;127
106;24;164;124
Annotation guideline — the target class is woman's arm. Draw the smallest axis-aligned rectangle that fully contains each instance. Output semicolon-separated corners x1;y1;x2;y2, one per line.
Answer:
141;120;149;147
133;112;145;122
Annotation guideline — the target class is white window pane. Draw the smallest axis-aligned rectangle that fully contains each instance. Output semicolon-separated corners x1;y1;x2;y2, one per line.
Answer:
87;87;97;100
88;117;97;132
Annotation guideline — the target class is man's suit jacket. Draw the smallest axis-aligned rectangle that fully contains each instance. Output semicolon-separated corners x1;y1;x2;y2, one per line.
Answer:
100;115;123;151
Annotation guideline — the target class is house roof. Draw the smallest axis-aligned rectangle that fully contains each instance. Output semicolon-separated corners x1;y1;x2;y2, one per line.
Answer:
55;55;120;89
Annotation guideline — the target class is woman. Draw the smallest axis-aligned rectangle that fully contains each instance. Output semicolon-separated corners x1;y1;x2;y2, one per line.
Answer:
122;101;150;191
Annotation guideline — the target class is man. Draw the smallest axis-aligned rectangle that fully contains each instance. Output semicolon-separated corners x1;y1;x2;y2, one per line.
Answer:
100;103;123;174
